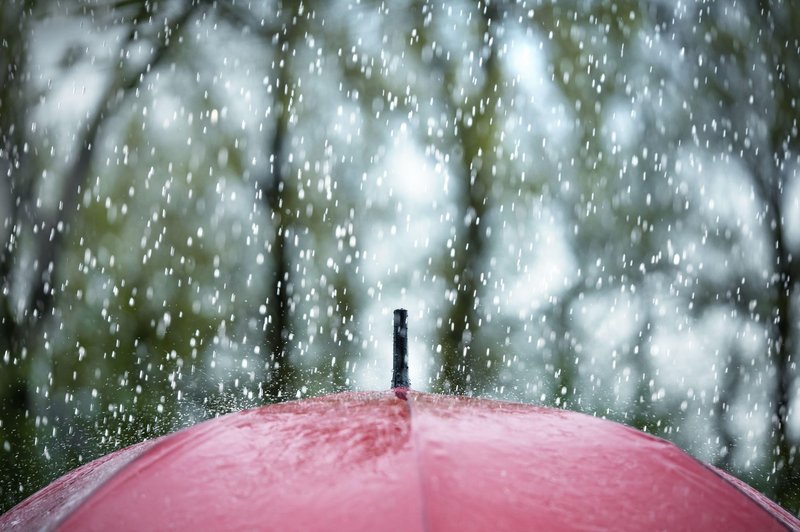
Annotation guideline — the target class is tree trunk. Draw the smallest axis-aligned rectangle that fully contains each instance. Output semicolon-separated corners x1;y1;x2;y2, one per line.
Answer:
770;206;798;508
260;1;303;401
434;2;500;395
261;119;298;400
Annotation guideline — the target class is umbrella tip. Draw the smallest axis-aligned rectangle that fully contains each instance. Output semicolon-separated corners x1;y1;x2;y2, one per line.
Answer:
392;309;409;391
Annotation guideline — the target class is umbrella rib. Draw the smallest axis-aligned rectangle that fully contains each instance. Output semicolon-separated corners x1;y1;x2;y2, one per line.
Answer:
406;394;432;532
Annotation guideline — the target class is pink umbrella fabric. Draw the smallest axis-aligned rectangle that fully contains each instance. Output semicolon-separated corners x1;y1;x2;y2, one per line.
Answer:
1;390;797;531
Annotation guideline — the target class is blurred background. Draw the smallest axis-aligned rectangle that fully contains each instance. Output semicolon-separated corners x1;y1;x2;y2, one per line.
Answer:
1;0;799;514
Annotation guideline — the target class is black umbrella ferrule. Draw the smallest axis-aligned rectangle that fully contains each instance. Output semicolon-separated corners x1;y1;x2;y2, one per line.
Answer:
392;309;409;389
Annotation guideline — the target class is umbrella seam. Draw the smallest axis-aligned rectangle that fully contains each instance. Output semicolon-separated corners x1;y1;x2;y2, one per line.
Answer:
407;394;431;532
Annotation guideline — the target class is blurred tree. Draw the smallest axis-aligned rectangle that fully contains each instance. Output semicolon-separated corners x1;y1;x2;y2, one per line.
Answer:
407;0;505;394
0;0;37;510
435;0;504;394
258;0;305;400
509;1;685;427
677;0;800;508
0;0;202;509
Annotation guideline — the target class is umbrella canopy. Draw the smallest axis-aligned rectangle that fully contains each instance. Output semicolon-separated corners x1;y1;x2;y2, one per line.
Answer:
1;390;797;531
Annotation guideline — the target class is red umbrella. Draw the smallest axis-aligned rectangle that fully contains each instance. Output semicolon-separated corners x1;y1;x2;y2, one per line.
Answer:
1;311;797;530
1;390;797;531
